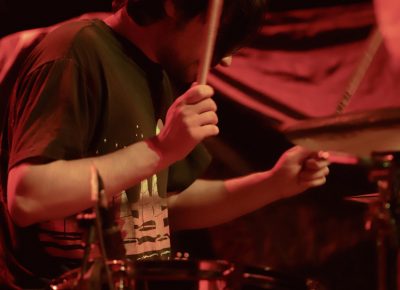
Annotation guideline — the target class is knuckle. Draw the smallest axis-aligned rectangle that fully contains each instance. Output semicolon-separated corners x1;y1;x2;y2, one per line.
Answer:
183;115;194;127
209;99;217;111
178;106;190;117
212;125;219;135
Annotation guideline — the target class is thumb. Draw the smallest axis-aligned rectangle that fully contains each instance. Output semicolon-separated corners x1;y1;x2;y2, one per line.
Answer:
286;145;315;163
183;85;214;105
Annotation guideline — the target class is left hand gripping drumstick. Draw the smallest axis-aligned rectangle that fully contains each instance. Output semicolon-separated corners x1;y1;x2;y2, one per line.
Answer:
196;0;224;85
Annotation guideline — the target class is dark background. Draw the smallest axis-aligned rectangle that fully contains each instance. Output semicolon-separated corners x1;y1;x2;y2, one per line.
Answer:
0;0;371;37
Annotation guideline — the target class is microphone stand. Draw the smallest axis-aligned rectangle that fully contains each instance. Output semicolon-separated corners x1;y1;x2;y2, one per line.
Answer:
77;166;115;290
93;167;115;290
368;151;400;290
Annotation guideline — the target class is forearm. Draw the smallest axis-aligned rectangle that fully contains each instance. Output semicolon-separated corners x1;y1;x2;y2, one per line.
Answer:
168;171;284;231
168;147;330;231
8;139;165;227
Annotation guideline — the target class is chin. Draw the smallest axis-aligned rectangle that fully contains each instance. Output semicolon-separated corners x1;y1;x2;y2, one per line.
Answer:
174;72;197;86
186;74;197;84
163;62;198;88
179;63;198;84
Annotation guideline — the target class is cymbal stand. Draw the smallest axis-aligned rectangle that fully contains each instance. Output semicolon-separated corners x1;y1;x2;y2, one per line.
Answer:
368;151;400;290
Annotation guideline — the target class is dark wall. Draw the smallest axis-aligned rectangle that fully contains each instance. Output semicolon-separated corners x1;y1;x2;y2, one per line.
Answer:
0;0;111;37
268;0;371;11
0;0;372;37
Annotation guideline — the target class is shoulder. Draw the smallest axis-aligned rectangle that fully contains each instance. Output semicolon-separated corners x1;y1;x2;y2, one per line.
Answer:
38;19;111;59
22;19;119;76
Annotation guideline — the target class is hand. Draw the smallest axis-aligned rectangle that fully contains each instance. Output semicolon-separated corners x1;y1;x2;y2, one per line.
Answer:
270;146;330;198
155;84;219;164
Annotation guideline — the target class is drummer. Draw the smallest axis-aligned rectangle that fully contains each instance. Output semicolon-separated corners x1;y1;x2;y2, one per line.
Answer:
0;0;330;288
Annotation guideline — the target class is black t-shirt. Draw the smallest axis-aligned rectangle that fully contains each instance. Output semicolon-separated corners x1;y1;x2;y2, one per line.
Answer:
2;19;210;288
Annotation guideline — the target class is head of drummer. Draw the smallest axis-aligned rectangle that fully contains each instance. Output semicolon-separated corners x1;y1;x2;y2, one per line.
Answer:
110;0;268;83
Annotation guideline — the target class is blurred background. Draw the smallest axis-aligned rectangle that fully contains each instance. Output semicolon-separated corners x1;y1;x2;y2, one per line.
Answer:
2;0;400;289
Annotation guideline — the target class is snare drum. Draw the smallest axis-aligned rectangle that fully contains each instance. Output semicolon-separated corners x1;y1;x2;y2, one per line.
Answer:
49;259;236;290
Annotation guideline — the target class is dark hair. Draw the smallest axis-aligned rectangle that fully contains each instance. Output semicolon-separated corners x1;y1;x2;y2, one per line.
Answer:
214;0;268;63
125;0;268;62
125;0;208;26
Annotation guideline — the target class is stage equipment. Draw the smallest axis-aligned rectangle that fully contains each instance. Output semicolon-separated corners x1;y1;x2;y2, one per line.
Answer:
283;108;400;290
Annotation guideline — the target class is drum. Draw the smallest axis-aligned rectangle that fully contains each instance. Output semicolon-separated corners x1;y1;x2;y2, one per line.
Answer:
49;259;236;290
239;265;323;290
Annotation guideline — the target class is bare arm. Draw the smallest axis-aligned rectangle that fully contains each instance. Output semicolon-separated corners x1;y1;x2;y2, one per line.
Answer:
168;146;330;231
8;85;218;227
8;140;164;227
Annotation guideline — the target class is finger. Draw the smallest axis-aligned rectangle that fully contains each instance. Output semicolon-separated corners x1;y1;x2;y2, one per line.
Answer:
286;145;315;163
185;111;218;127
317;151;330;160
197;111;218;126
304;158;330;170
193;125;219;140
183;85;214;105
300;176;327;188
188;98;217;114
299;167;329;181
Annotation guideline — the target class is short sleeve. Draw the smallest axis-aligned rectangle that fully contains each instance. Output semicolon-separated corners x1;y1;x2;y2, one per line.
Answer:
8;58;100;169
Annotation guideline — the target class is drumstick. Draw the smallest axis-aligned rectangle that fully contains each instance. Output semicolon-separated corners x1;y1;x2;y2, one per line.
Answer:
318;150;372;166
196;0;224;85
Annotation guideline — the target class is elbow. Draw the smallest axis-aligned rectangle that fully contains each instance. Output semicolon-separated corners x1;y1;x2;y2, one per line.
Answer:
7;165;39;227
8;197;36;227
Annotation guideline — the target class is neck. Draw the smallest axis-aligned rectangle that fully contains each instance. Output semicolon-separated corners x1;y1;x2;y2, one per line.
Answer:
104;8;163;64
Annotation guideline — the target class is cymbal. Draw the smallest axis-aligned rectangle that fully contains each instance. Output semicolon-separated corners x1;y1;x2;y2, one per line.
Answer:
282;107;400;158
